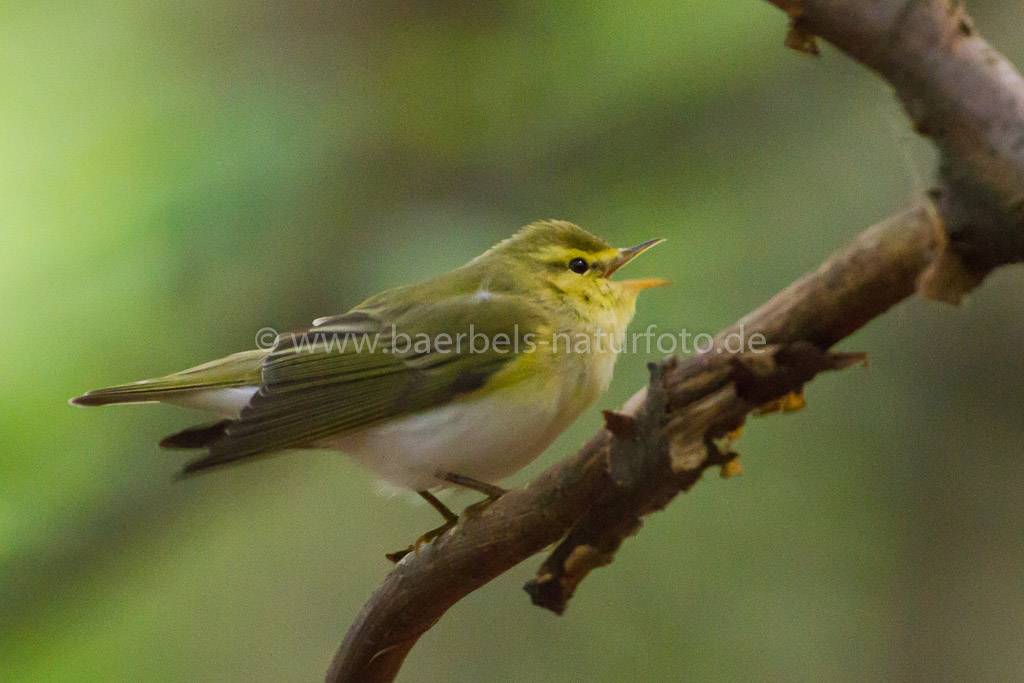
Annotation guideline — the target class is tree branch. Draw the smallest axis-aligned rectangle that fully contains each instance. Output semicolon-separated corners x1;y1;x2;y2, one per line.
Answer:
326;1;1024;680
326;201;943;682
523;343;867;615
773;0;1024;298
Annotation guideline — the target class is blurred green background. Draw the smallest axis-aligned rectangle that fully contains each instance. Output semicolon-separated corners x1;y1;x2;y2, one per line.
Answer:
4;1;1024;681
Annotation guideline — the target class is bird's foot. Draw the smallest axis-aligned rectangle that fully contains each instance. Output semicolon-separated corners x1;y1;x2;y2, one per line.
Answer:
439;472;508;499
385;480;509;562
460;497;495;520
385;519;456;563
459;487;510;520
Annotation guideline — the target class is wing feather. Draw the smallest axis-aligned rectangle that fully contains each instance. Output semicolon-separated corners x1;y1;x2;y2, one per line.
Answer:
182;294;546;473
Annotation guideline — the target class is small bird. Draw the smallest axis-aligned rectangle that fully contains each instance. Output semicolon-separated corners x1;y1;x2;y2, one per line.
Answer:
72;221;667;556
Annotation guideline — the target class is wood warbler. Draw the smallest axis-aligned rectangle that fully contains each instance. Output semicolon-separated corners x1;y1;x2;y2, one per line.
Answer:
72;221;666;548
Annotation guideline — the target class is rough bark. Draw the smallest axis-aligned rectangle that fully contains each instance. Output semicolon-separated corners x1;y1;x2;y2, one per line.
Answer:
326;1;1024;679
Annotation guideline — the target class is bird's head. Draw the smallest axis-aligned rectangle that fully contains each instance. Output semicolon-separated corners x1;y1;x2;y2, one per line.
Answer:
485;220;669;321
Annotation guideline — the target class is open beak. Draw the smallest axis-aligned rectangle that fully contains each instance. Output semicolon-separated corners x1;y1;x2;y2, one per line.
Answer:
604;238;670;290
618;277;672;291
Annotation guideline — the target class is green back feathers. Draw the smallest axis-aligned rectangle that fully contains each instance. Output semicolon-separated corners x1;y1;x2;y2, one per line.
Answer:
330;221;611;320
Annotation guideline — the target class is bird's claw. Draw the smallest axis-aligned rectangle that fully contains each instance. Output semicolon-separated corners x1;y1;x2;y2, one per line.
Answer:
385;520;456;563
459;493;503;520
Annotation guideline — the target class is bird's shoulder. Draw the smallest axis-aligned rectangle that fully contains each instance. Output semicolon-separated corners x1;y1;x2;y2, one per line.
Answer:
311;262;551;341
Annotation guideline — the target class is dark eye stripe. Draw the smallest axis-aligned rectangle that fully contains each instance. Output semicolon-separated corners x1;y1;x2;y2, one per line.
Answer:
568;257;589;274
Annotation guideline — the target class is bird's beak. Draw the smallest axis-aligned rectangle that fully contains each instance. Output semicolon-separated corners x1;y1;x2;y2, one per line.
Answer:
618;277;672;291
604;239;669;290
605;238;664;276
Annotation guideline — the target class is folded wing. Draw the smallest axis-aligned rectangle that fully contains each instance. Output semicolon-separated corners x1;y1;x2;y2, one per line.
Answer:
180;294;547;474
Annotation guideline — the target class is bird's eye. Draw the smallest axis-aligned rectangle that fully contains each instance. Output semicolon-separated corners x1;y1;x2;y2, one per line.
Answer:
568;257;589;274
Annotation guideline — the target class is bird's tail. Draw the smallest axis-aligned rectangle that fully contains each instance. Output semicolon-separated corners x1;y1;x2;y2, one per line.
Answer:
69;349;266;411
159;419;233;450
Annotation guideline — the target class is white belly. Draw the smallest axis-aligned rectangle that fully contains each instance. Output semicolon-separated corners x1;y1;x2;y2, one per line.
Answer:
321;362;609;491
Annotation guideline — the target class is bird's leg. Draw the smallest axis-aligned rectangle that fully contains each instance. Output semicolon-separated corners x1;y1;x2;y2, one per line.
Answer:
439;472;508;499
440;472;508;519
385;478;509;563
419;489;460;524
385;490;459;564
